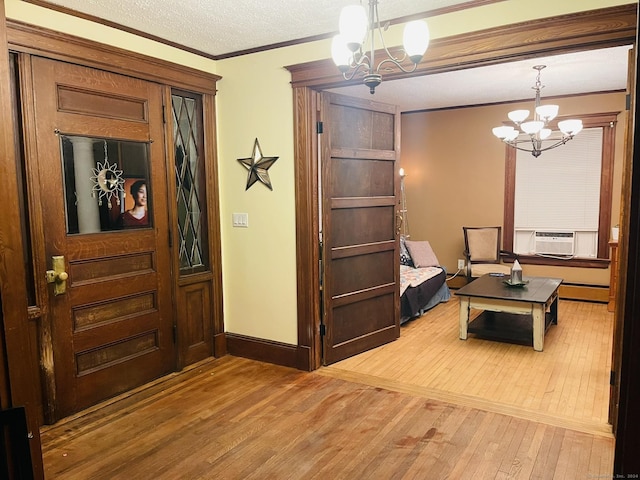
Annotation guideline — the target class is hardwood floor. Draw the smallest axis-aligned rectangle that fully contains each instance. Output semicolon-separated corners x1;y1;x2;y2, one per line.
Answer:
41;355;613;479
323;298;613;437
41;298;613;478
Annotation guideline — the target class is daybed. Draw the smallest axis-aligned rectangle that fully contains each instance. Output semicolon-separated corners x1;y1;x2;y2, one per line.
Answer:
400;238;451;324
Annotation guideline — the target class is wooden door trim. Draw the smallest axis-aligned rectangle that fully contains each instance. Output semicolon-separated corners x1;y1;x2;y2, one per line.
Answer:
610;47;637;432
291;86;320;371
290;4;638;371
163;87;224;367
17;52;58;425
287;5;636;89
0;4;44;478
6;19;220;95
614;30;640;472
202;92;226;357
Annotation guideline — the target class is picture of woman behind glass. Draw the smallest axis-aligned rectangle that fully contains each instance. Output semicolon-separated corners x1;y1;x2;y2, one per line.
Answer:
119;179;149;228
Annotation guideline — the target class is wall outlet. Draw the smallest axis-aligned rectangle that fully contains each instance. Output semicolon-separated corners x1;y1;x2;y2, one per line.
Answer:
457;259;465;270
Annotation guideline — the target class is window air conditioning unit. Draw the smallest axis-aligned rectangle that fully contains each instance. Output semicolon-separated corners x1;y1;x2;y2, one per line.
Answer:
534;231;575;256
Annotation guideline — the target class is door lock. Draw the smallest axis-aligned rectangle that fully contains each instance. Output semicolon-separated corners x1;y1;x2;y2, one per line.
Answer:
46;255;68;295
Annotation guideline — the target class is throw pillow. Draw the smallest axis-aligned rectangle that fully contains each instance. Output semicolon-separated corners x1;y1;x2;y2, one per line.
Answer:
405;240;440;268
400;236;414;267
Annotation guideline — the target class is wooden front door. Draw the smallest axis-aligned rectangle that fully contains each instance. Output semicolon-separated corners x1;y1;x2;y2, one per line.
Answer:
28;57;175;421
320;92;401;365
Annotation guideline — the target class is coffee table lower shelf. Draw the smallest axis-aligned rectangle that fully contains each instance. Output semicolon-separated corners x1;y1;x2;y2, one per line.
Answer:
467;311;555;347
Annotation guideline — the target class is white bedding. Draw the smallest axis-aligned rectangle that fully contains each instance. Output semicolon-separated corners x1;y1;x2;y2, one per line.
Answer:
400;265;444;297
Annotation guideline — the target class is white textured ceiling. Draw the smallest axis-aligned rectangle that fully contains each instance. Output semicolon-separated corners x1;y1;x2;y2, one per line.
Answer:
329;46;632;112
41;0;460;57
37;0;631;111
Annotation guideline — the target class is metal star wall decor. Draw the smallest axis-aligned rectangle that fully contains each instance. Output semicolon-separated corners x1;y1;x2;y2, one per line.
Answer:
237;138;279;191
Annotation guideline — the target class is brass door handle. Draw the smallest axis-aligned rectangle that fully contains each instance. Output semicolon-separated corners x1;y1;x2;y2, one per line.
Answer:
46;255;68;295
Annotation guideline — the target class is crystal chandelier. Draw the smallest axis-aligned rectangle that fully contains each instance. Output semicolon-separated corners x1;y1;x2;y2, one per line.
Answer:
331;0;429;94
492;65;583;158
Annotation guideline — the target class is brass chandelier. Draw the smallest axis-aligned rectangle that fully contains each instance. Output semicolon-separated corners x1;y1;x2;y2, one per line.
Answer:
492;65;583;158
331;0;430;94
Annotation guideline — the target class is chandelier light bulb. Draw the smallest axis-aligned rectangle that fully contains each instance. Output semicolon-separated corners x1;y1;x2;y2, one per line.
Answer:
331;35;353;71
331;1;430;95
539;128;552;140
521;120;544;135
339;5;368;52
558;119;584;136
403;20;430;63
505;129;520;141
508;110;529;124
399;167;405;177
536;104;559;122
492;126;515;139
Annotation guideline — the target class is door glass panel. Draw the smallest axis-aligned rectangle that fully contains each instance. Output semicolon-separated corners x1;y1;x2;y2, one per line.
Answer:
172;91;208;273
60;135;152;234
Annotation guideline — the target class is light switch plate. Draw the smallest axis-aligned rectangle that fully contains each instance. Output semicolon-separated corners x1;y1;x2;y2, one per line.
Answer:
232;213;249;228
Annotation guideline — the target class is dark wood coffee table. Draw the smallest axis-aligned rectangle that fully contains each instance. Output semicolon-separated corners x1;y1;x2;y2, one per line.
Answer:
455;274;562;351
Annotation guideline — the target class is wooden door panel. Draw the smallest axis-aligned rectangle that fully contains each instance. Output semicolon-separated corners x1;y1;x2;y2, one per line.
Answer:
72;293;156;331
72;311;159;349
74;329;159;373
332;251;395;295
75;350;163;408
56;86;149;121
331;157;395;197
329;104;395;150
331;206;395;246
68;254;156;284
69;276;157;305
54;115;151;140
333;293;396;341
322;92;400;365
29;57;174;420
179;282;214;365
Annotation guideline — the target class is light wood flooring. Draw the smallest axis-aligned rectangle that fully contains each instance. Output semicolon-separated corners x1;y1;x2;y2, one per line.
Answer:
322;297;614;437
41;355;614;479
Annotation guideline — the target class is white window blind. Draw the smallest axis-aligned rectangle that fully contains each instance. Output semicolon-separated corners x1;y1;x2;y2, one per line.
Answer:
514;127;603;232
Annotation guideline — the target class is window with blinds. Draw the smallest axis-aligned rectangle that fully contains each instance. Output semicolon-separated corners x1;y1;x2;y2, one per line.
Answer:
513;127;603;258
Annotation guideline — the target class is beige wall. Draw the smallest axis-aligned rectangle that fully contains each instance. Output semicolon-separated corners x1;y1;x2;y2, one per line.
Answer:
4;0;636;344
400;92;627;286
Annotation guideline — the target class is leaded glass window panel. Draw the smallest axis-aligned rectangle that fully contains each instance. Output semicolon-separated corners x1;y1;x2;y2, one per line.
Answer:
172;91;208;273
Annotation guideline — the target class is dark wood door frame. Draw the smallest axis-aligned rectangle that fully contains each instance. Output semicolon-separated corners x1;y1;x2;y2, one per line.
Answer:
0;2;44;477
614;14;640;474
288;4;637;372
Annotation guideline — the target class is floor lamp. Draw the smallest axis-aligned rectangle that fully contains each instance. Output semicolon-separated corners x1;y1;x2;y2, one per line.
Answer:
399;168;409;238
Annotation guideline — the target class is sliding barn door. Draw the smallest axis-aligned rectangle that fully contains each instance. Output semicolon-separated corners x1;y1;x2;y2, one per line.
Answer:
320;92;401;365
